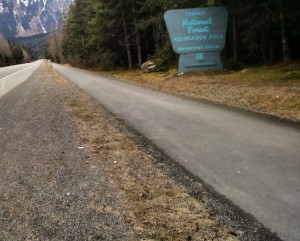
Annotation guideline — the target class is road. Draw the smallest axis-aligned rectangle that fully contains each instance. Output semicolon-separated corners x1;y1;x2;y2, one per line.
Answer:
0;60;42;98
53;63;300;241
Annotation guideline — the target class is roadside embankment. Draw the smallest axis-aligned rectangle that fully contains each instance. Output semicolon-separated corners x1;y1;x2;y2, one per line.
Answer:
102;63;300;122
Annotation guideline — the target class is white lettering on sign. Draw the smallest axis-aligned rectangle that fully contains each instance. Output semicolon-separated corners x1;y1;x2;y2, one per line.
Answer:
182;17;213;26
174;35;208;42
185;10;208;16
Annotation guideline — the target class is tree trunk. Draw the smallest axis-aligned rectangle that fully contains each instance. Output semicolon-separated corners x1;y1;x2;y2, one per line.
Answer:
232;16;238;65
132;0;142;67
144;30;148;60
278;0;291;63
121;5;132;69
266;11;274;65
153;25;159;51
269;43;274;65
261;33;266;65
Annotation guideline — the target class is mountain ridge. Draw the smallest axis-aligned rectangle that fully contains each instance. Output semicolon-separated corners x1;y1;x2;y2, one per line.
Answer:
0;0;71;37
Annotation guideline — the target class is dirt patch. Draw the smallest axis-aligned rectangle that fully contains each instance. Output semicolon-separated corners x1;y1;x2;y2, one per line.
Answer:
101;64;300;122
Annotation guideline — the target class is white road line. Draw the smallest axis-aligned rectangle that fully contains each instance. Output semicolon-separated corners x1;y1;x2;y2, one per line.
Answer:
0;61;42;97
0;62;40;81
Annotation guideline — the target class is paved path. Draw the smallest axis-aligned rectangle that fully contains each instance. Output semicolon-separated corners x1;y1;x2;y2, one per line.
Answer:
53;64;300;241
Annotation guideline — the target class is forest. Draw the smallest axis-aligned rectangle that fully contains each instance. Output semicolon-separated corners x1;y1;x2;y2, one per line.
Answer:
47;0;300;70
0;35;33;67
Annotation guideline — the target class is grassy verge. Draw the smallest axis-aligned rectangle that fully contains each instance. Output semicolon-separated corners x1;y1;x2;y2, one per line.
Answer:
101;63;300;122
66;94;239;240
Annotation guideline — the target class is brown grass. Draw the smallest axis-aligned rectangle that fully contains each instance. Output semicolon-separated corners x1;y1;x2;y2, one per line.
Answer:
102;63;300;122
67;96;239;241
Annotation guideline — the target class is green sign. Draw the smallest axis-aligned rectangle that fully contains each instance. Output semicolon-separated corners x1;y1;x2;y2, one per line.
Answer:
179;52;222;72
164;7;228;73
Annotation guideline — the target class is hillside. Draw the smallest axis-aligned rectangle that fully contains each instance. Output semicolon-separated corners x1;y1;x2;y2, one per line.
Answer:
0;0;71;37
0;34;34;66
13;33;49;58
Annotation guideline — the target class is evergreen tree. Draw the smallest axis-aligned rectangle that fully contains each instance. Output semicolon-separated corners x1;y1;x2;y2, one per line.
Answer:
61;0;300;70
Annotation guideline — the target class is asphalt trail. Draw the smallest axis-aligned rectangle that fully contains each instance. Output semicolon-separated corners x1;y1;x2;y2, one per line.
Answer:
53;63;300;241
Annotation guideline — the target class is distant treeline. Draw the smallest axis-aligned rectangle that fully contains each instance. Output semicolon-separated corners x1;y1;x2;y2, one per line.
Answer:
48;0;300;70
0;35;34;67
14;33;49;59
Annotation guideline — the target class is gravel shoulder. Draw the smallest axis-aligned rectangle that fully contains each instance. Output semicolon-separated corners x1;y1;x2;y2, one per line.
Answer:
0;62;243;240
0;63;129;240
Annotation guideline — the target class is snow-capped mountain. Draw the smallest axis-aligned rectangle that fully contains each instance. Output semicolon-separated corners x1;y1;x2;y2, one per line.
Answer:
0;0;72;37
